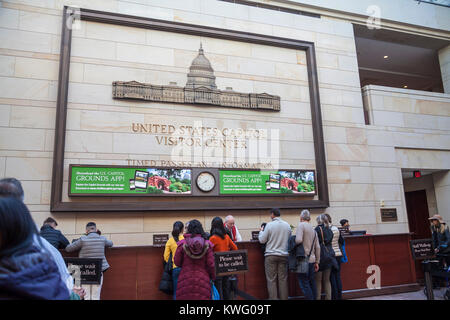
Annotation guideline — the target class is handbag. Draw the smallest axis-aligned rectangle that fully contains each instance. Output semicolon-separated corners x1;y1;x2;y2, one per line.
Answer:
158;252;174;295
296;232;317;274
211;281;220;300
341;242;348;263
318;226;335;270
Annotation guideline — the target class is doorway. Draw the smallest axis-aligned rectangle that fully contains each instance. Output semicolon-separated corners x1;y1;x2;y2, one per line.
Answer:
405;190;432;240
405;189;432;281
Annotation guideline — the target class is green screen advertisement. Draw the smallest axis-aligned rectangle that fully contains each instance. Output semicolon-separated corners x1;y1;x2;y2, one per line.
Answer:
219;170;315;195
70;166;192;195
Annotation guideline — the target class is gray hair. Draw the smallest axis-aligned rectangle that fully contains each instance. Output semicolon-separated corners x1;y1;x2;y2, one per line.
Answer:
316;214;330;227
300;209;310;221
224;215;234;222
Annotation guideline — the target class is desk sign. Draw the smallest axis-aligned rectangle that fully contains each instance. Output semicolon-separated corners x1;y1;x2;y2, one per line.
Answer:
153;234;169;247
64;258;103;285
410;239;434;260
251;231;260;241
214;249;248;276
381;208;398;222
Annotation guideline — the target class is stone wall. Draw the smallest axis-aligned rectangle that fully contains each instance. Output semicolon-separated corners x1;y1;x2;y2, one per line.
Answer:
0;0;449;245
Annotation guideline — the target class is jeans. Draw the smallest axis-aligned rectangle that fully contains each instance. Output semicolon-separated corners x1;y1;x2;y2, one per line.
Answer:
172;267;181;300
330;257;343;300
297;263;317;300
264;255;289;300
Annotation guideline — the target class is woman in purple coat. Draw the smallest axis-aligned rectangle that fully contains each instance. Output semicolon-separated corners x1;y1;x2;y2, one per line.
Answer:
174;219;216;300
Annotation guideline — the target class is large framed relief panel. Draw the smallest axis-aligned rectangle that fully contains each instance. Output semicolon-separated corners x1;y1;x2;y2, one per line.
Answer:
51;7;329;212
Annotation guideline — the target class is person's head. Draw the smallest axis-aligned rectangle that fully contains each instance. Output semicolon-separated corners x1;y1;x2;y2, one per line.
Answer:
85;222;97;234
340;219;349;228
224;215;235;229
0;197;38;257
43;217;58;229
429;215;445;232
324;213;332;224
270;208;281;220
187;219;207;239
0;178;24;202
172;221;184;242
316;214;329;227
300;209;311;222
210;217;226;239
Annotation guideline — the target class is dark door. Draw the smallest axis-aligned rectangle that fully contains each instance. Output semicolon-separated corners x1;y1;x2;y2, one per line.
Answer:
405;189;432;281
405;190;432;239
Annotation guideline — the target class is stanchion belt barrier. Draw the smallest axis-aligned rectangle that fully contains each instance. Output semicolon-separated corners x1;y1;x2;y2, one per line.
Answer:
236;290;257;300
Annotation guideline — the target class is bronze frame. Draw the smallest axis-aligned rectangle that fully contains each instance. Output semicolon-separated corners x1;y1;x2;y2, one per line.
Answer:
51;6;329;212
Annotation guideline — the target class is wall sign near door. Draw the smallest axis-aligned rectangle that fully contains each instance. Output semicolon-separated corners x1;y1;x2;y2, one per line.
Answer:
153;234;169;247
381;208;398;222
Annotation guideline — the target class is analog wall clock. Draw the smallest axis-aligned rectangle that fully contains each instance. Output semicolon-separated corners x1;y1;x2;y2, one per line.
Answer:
196;171;216;192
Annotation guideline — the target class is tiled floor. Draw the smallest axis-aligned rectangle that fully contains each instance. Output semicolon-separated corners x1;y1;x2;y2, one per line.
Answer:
352;287;449;300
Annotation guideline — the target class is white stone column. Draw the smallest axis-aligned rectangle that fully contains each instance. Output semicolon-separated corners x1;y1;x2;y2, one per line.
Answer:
438;45;450;94
432;170;450;224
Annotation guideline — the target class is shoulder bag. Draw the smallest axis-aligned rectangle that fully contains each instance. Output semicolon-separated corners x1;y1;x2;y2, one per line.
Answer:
318;226;335;270
296;232;317;274
158;252;174;295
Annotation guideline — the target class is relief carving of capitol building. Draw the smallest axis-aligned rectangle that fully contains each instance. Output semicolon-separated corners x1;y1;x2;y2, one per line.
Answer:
112;44;281;111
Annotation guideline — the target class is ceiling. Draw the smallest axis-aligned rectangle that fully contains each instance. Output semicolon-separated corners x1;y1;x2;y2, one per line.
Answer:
353;24;449;92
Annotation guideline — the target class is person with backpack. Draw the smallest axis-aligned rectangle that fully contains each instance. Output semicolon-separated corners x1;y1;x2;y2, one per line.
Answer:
314;214;335;300
163;221;184;299
174;219;216;300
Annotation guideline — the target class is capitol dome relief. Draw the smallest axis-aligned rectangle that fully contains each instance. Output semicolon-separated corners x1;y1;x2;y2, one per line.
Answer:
112;44;280;111
186;44;217;90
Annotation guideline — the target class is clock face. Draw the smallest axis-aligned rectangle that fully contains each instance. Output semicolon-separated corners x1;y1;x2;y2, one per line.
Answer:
196;172;215;192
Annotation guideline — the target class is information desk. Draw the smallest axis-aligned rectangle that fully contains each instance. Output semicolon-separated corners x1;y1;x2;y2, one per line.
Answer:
61;233;418;300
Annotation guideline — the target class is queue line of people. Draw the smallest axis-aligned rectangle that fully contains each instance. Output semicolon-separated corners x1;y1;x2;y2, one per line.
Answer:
2;176;449;300
162;209;347;301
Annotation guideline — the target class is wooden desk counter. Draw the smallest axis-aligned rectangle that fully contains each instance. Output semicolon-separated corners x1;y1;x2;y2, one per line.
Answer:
61;233;418;300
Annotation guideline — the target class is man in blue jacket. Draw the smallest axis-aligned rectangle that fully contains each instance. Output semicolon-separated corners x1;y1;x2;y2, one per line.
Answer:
40;217;70;250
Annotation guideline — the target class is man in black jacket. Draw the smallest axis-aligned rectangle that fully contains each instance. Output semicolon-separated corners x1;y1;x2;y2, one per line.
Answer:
40;217;70;250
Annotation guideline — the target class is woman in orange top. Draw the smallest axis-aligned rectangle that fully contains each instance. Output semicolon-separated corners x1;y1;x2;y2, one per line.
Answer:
209;217;237;300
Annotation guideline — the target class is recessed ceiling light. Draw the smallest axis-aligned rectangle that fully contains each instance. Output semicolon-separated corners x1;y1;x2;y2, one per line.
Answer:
383;55;389;59
403;85;408;88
